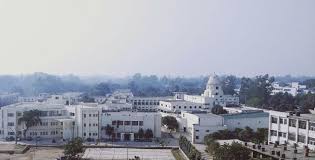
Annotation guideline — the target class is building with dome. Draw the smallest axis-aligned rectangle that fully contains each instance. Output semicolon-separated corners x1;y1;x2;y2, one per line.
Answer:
158;74;239;113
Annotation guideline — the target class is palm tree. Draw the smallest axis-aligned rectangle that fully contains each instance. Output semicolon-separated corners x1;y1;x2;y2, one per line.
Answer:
144;129;153;140
138;128;144;140
103;124;114;140
18;109;41;138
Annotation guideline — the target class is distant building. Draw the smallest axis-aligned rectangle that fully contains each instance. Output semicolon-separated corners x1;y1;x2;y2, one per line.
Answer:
0;93;19;107
272;82;308;96
183;75;239;108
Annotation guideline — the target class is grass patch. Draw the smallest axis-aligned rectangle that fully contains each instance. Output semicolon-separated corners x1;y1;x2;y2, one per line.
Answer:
171;149;186;160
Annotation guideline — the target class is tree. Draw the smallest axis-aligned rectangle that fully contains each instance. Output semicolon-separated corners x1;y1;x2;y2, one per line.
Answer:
103;124;114;140
211;105;228;115
144;129;153;139
238;127;254;142
239;74;274;106
18;109;41;138
254;128;268;143
64;137;83;159
213;142;250;160
161;116;179;131
221;75;237;95
138;128;145;140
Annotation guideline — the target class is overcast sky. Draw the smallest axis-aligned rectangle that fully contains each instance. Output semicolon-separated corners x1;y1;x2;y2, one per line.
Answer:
0;0;314;77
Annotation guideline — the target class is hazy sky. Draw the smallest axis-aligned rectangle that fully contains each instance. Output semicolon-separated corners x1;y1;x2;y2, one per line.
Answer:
0;0;314;77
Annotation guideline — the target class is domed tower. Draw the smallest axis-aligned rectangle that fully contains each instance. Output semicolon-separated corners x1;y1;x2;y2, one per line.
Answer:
203;74;224;98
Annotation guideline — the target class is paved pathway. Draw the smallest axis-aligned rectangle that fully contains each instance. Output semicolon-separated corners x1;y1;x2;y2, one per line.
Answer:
193;143;213;160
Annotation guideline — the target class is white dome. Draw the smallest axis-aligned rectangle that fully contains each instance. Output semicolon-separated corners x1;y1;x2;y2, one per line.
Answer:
207;74;221;85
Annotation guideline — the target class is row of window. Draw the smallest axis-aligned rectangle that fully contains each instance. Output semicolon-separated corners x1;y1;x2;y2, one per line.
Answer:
112;121;143;126
30;131;58;136
83;132;98;136
272;117;310;130
83;114;98;118
133;102;160;105
84;123;98;127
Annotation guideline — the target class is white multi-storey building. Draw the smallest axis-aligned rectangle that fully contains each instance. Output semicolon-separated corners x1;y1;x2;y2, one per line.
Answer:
130;97;171;111
159;100;205;113
101;111;161;141
178;111;226;143
271;82;308;96
0;96;161;142
268;110;315;150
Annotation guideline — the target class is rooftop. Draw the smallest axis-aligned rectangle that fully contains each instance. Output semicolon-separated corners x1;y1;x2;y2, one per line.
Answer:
290;113;315;122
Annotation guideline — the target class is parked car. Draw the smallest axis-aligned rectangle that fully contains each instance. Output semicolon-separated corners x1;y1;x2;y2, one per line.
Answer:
5;136;15;141
26;137;33;141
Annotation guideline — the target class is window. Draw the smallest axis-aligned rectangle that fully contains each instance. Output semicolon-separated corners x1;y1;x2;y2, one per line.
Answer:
299;120;307;129
298;135;306;143
184;106;187;109
89;114;91;117
139;121;143;126
84;123;86;127
132;121;138;126
118;121;123;125
206;130;209;132
309;122;315;131
17;112;22;116
84;114;86;118
308;137;315;145
288;132;296;141
289;119;297;127
7;122;14;126
173;106;175;109
7;113;14;117
190;106;192;109
179;106;181;109
124;121;130;125
196;136;199;139
195;130;199;132
84;133;86;136
112;121;117;125
271;117;278;124
270;130;277;136
216;86;219;90
199;106;201;108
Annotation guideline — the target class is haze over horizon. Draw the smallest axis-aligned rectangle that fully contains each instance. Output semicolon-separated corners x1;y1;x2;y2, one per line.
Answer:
0;0;314;77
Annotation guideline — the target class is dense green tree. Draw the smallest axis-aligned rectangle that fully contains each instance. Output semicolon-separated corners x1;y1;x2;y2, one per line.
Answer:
161;116;179;131
254;128;268;143
144;129;153;139
64;137;84;159
238;127;254;142
103;124;114;140
18;110;41;138
138;128;145;140
221;75;237;95
303;79;315;88
239;74;274;107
